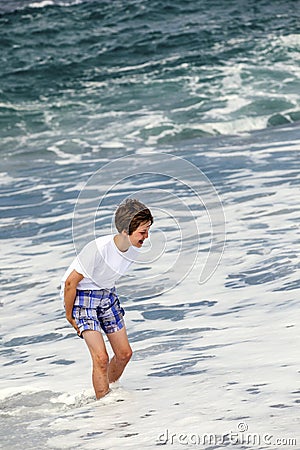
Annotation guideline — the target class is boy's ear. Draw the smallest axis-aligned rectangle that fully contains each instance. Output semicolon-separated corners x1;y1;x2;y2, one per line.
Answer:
121;229;129;236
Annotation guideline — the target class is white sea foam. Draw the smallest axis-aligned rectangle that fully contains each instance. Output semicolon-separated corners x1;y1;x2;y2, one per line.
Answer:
29;0;55;7
29;0;84;8
2;127;299;448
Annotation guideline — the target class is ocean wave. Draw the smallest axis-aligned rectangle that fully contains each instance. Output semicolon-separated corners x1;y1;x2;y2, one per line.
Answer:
1;0;300;143
0;0;87;14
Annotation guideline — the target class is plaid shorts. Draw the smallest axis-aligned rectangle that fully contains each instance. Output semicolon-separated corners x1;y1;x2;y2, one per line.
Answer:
72;288;125;337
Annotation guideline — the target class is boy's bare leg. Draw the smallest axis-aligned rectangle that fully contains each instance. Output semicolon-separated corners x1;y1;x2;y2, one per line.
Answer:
107;327;132;383
83;330;110;399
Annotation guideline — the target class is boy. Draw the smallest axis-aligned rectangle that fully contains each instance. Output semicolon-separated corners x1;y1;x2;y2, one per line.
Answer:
62;198;153;399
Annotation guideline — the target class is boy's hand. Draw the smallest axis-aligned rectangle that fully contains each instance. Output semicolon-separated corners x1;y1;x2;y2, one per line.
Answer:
66;315;81;336
64;270;84;337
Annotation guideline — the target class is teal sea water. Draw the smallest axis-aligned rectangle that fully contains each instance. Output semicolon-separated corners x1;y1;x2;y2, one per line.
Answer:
1;1;299;449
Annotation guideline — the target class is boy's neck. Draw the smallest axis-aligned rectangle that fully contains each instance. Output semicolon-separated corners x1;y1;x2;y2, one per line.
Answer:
113;233;131;252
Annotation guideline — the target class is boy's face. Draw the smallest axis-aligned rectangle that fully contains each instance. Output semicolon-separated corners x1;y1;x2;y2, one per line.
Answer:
128;221;152;248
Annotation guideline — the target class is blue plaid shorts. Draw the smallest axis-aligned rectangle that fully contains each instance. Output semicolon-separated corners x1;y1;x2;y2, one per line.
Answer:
72;288;125;337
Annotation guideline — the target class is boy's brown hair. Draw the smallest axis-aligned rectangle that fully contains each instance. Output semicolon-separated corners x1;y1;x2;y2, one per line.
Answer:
115;198;153;235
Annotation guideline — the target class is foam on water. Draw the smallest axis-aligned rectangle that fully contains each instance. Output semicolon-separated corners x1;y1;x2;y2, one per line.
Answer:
1;124;299;449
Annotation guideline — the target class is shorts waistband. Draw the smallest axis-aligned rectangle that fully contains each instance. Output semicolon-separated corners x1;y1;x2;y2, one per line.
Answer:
77;287;115;294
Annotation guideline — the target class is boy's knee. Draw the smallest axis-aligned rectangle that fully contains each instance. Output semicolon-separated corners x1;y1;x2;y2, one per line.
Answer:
93;352;109;369
117;347;133;363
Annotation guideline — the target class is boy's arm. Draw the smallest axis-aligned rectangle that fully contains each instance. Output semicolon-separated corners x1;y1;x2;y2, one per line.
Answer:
64;269;84;335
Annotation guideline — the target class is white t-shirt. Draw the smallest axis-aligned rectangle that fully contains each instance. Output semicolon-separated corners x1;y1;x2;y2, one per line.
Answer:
61;234;140;291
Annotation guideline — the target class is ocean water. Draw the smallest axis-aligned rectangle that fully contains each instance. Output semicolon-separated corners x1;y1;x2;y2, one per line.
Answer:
0;0;299;449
